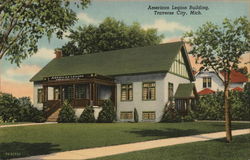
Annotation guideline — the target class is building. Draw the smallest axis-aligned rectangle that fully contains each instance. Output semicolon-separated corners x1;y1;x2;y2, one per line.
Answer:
30;42;197;122
195;70;248;95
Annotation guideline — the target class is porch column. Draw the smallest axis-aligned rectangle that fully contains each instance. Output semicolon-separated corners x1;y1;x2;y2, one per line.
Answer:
89;83;93;105
93;83;97;105
60;85;63;105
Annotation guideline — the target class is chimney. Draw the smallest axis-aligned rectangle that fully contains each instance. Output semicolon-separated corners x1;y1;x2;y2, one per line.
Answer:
55;49;62;59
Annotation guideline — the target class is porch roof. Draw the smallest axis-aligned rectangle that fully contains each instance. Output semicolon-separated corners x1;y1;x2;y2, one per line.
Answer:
174;83;197;99
30;41;194;82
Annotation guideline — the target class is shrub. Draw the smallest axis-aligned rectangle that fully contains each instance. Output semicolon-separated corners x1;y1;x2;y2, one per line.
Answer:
97;100;115;123
78;106;95;123
57;101;76;123
161;107;181;123
134;108;139;123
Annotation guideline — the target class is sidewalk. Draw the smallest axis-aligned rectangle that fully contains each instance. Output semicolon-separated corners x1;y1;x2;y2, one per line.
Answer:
15;128;250;160
0;122;57;128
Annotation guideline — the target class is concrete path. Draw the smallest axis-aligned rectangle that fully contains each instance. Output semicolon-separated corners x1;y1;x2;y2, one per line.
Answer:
15;128;250;160
0;122;57;128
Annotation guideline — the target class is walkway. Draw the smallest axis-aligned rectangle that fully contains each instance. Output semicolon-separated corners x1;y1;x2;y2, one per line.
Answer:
15;128;250;160
0;122;57;128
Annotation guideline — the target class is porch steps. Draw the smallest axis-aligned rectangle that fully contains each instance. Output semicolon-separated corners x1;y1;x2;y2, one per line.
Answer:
47;108;61;122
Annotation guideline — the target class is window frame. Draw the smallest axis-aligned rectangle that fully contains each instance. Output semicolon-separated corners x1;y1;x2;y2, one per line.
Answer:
142;111;156;120
120;111;133;120
203;77;212;88
120;83;133;101
142;82;156;101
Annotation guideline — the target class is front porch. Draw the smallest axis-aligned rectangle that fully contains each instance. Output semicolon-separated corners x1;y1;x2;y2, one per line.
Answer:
42;74;116;119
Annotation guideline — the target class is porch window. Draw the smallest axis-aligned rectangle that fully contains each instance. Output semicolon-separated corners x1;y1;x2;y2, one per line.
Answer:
142;111;155;120
168;82;174;100
75;84;89;99
142;82;156;100
37;88;43;103
120;112;133;120
54;88;60;100
203;77;212;88
121;84;133;101
63;86;73;100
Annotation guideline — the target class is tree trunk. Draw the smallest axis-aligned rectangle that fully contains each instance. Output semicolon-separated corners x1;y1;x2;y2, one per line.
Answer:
224;82;232;142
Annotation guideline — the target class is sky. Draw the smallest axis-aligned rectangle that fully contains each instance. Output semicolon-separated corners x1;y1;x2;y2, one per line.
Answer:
0;0;249;102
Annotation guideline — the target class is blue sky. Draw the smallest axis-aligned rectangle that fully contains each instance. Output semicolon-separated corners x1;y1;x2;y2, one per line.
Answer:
1;0;249;98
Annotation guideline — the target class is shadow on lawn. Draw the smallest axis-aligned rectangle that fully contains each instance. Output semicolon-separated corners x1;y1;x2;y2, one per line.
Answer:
128;128;201;138
210;123;250;130
0;142;60;159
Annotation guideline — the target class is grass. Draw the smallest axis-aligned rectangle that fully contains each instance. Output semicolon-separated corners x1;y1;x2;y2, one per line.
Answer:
93;134;250;160
0;122;29;125
0;122;249;159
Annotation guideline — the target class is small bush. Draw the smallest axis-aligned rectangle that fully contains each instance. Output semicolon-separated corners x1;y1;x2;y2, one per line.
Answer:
57;101;76;123
78;106;95;123
161;107;181;123
134;108;139;123
97;100;115;123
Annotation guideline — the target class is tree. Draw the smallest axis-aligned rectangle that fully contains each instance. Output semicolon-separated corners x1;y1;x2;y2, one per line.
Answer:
97;100;116;123
0;0;90;65
183;17;250;142
134;108;139;123
57;101;76;123
61;17;164;56
78;105;95;123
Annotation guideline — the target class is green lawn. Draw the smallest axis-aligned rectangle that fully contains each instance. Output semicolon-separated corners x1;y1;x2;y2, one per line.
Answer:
0;122;249;159
94;134;250;160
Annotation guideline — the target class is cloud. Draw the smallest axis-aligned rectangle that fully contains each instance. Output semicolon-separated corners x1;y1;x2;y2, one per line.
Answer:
143;19;191;32
32;48;55;60
1;76;33;100
77;13;100;24
6;64;41;77
161;37;181;43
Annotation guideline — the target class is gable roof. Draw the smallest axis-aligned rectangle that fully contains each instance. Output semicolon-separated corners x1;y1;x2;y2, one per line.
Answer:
30;41;194;82
231;87;244;92
174;83;197;99
198;88;215;95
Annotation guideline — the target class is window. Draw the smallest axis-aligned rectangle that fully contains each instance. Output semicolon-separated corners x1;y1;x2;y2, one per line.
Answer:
37;89;43;103
142;112;156;120
120;112;133;120
121;84;133;101
203;77;212;88
54;88;60;100
142;82;156;100
63;86;73;100
168;83;174;100
76;84;89;99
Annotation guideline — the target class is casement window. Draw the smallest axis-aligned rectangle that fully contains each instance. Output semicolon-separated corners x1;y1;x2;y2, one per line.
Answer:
37;88;44;103
203;77;212;88
76;84;89;99
142;111;156;120
120;112;133;120
54;88;60;100
142;82;156;100
121;84;133;101
168;82;174;100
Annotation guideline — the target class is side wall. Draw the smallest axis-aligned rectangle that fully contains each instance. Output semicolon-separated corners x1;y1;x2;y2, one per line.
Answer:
195;72;224;92
115;72;190;122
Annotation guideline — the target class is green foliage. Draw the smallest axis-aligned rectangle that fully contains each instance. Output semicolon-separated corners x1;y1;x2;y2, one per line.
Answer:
194;90;250;121
134;108;139;123
78;106;96;123
0;0;90;65
97;100;116;123
183;17;249;74
57;101;76;123
161;107;181;123
61;17;164;56
0;93;45;122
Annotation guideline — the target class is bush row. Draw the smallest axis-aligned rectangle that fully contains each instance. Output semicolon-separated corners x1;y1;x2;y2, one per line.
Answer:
0;93;46;123
57;100;116;123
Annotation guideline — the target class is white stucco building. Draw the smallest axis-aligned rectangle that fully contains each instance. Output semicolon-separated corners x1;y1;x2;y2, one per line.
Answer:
30;42;197;122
